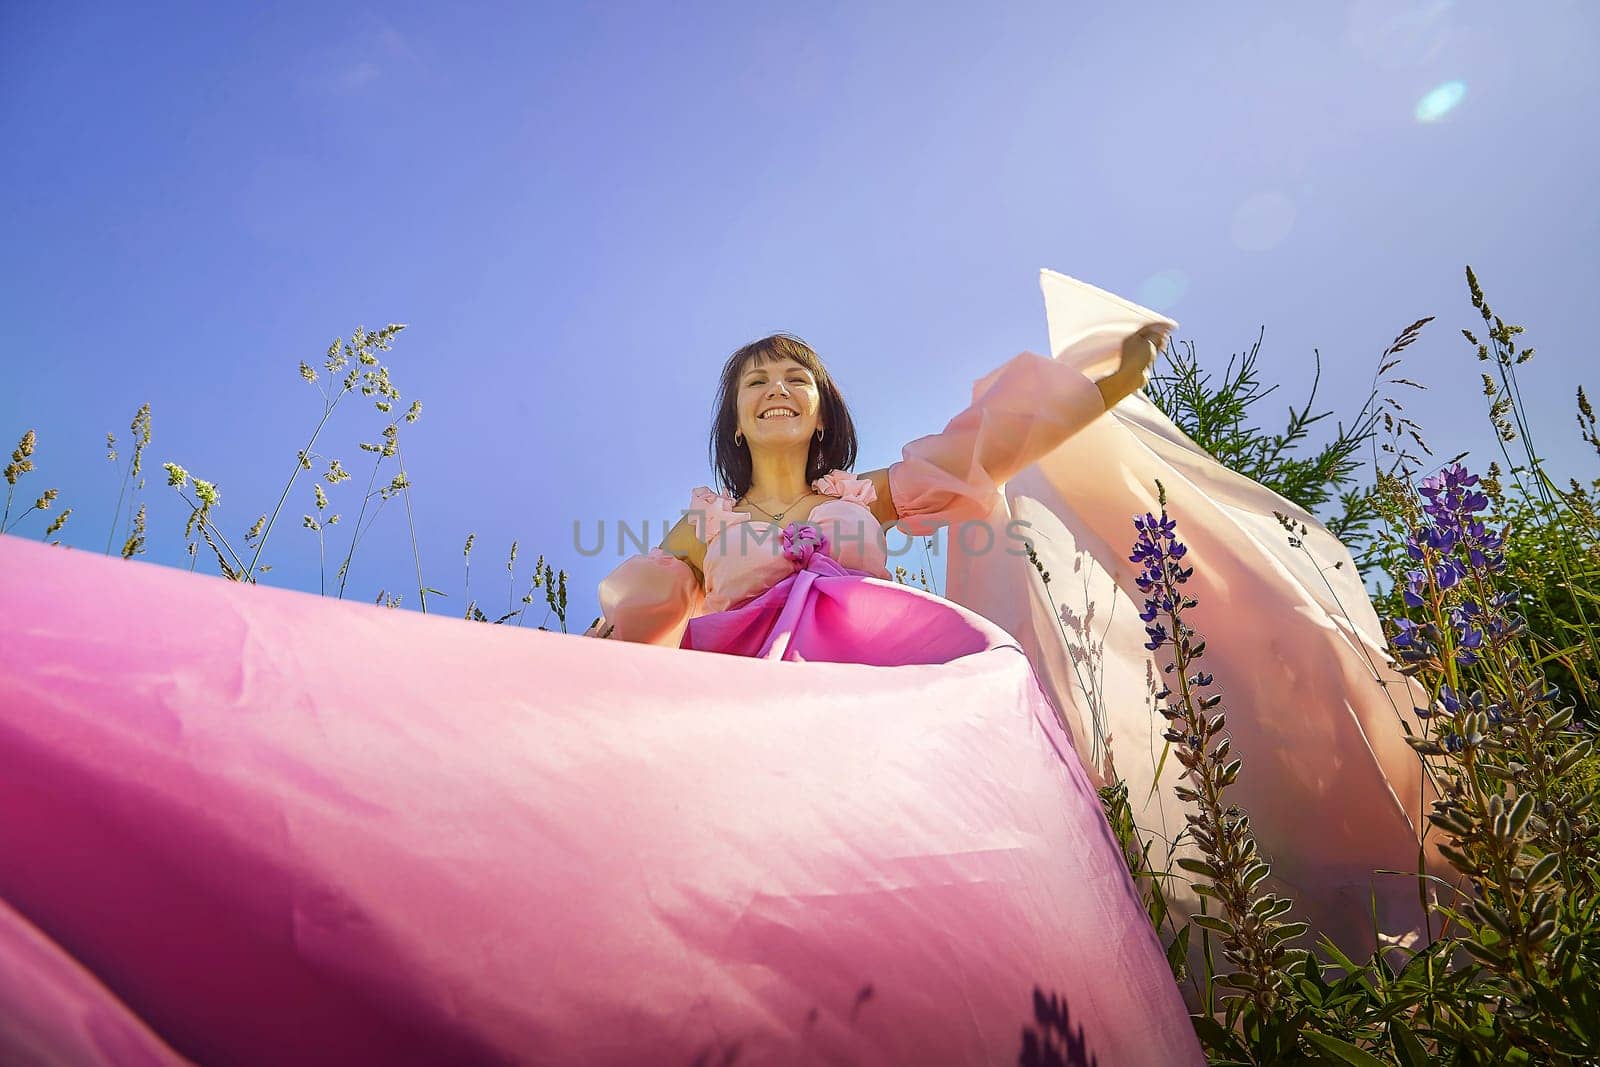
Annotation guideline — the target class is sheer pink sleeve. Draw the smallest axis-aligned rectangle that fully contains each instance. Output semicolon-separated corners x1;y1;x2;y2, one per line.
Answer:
594;547;704;647
887;351;1107;536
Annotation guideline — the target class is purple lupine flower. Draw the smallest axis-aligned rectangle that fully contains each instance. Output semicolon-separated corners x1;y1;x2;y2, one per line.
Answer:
1403;569;1428;609
1130;505;1197;653
1389;462;1517;669
1454;625;1485;666
1413;462;1507;575
1392;617;1422;648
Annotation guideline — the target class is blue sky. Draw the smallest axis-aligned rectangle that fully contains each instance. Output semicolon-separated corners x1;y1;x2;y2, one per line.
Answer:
3;2;1596;628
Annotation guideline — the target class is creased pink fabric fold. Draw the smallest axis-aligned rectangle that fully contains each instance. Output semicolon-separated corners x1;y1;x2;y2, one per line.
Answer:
0;535;1203;1065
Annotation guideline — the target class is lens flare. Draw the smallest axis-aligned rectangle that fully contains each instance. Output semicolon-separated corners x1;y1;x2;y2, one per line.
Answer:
1415;80;1466;122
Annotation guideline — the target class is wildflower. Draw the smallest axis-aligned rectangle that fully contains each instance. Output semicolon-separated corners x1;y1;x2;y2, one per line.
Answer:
1403;568;1428;608
1143;622;1169;652
1127;497;1302;1013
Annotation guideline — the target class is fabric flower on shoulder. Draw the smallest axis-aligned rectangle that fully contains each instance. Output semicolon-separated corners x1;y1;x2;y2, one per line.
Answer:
686;486;747;544
810;469;878;507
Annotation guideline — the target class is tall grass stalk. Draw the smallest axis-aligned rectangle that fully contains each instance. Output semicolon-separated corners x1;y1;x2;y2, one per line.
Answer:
247;325;407;583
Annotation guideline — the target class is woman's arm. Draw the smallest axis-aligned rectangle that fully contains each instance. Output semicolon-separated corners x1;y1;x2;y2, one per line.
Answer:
587;514;707;644
1095;325;1167;406
859;326;1168;533
659;513;707;584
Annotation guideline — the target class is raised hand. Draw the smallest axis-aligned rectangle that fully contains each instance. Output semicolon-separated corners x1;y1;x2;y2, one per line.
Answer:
1118;324;1169;388
1095;325;1170;409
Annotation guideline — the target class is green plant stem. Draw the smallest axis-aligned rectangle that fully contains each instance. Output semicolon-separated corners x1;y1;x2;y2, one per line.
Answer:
179;491;248;576
335;450;385;600
248;388;346;581
104;454;133;554
2;500;46;534
396;444;426;614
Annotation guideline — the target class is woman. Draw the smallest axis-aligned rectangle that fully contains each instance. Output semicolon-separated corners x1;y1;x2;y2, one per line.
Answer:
586;325;1168;662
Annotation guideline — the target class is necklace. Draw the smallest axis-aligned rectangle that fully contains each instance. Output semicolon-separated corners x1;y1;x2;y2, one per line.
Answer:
739;489;816;523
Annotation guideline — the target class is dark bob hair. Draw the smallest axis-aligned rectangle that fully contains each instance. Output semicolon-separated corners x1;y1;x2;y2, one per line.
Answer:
708;333;858;500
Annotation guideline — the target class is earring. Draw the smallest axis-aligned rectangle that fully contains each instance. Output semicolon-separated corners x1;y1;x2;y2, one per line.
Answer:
815;427;825;441
734;430;744;446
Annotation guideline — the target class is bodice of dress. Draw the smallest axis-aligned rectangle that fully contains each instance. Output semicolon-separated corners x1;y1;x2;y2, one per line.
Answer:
686;470;891;614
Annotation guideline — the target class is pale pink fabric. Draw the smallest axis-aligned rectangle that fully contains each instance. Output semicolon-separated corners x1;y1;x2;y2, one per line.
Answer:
942;271;1450;968
597;546;704;645
0;534;1203;1065
888;351;1107;537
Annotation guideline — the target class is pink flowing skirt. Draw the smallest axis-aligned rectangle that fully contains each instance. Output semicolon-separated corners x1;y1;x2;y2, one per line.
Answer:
0;536;1201;1065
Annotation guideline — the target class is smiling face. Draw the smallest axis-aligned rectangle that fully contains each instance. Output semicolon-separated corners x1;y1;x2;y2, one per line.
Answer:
710;333;859;500
736;354;823;449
